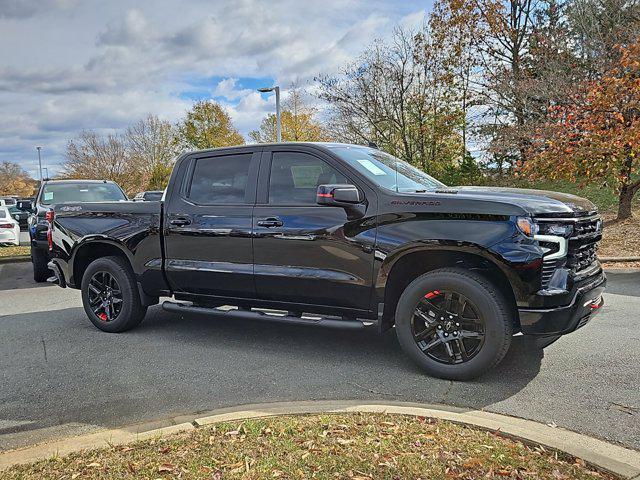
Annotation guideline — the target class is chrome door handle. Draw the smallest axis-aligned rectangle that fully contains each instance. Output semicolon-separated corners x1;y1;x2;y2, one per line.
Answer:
257;217;283;228
170;217;191;227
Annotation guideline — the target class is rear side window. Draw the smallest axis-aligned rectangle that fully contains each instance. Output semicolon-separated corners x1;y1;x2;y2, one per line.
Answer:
188;153;252;205
269;152;347;205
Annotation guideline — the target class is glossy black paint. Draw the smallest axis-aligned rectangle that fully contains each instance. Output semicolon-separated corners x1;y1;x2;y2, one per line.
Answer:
49;143;606;337
162;148;259;298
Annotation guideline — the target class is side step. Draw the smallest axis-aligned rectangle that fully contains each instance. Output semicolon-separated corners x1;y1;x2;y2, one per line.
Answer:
162;301;366;331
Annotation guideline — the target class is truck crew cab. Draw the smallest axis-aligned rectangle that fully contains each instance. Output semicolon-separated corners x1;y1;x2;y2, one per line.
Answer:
46;143;606;380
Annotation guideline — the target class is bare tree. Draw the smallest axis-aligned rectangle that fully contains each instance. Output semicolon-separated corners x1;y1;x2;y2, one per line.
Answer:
63;131;141;196
126;115;181;190
318;27;465;176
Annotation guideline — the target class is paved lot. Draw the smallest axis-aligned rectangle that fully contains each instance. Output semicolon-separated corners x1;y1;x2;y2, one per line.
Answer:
0;262;638;452
18;231;29;246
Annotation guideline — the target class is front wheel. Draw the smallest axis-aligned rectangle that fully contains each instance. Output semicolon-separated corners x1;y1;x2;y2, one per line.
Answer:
395;268;512;381
81;256;147;333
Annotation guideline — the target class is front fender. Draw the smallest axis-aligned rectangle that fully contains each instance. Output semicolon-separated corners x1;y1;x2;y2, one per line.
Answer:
371;214;545;313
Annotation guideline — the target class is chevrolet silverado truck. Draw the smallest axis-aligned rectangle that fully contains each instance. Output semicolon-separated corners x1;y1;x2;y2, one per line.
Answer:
46;143;606;380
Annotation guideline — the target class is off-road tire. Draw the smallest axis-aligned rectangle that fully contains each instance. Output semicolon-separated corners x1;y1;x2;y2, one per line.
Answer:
395;267;513;381
81;256;147;333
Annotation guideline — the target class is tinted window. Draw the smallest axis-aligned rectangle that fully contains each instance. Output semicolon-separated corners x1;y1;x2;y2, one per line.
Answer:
188;154;252;205
41;183;127;205
269;152;347;205
0;209;6;219
144;192;163;201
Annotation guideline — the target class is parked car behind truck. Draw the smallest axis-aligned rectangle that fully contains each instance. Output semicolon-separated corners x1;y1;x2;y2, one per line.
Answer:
29;179;128;282
45;143;606;380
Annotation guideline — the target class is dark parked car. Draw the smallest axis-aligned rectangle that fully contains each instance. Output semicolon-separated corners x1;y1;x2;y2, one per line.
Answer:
8;205;28;229
133;190;164;202
29;179;128;282
46;143;605;380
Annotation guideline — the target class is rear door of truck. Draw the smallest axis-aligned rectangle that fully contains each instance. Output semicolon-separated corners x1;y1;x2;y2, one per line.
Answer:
162;147;260;298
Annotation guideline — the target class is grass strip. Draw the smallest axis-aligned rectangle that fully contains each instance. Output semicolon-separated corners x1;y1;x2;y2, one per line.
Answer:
1;413;617;479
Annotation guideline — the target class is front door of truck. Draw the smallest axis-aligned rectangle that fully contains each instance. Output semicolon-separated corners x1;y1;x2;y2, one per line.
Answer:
163;148;259;298
252;147;377;311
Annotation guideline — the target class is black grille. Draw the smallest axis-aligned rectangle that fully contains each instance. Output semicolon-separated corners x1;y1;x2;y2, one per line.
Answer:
567;217;601;273
536;215;602;289
541;258;558;289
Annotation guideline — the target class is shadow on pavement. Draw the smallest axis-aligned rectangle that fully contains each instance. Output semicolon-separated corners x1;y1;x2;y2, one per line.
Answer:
604;271;640;297
0;262;50;292
0;304;543;449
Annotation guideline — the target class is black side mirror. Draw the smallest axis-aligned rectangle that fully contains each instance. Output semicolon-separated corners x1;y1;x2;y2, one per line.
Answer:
316;184;362;206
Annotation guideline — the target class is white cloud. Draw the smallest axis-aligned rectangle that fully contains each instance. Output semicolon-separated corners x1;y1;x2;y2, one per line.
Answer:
0;0;430;177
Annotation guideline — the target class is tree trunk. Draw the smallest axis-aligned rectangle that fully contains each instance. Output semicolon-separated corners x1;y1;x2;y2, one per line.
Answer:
617;184;635;220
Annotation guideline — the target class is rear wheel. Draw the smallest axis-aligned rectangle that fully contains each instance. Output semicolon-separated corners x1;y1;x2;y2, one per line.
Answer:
81;256;147;333
395;268;512;381
31;246;50;283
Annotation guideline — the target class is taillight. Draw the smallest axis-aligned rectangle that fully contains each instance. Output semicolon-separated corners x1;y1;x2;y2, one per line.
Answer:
46;209;54;250
0;223;13;228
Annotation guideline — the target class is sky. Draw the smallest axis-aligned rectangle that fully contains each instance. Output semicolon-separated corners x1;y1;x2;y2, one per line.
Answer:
0;0;429;179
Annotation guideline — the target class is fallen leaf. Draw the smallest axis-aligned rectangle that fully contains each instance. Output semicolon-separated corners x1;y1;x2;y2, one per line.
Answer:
86;462;101;468
158;463;174;472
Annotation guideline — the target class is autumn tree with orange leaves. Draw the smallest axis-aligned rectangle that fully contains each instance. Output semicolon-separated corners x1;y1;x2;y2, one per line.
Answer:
527;39;640;220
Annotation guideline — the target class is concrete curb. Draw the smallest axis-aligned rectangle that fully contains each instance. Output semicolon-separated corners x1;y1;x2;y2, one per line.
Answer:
0;255;30;264
600;257;640;263
1;401;639;478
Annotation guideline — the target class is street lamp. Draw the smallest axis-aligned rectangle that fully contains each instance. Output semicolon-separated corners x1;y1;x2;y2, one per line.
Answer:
257;85;281;142
36;146;43;182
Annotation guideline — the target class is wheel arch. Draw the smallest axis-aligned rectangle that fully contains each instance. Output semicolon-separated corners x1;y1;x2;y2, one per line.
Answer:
377;244;519;333
70;237;134;288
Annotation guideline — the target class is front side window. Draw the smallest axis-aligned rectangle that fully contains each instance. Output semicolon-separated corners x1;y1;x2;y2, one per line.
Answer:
188;153;252;205
41;183;127;205
269;152;347;205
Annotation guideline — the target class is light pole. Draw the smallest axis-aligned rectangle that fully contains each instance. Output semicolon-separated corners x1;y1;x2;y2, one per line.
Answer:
257;85;281;142
36;146;43;182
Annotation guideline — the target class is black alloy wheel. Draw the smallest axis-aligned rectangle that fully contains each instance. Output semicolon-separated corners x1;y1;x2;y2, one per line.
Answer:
87;271;123;322
394;268;512;380
411;290;485;365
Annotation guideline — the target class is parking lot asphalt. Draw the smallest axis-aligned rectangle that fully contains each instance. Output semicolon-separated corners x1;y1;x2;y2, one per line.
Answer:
0;262;638;452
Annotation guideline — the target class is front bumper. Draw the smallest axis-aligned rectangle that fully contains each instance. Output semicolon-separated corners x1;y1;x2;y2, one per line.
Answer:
518;272;606;335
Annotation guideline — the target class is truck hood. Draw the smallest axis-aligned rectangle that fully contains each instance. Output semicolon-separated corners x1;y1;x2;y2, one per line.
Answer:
452;186;597;216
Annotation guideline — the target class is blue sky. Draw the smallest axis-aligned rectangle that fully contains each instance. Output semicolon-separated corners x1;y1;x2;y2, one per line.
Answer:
0;0;430;178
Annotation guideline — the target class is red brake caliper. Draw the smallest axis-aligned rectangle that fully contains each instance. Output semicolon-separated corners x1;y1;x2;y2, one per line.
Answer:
425;290;441;299
99;312;107;321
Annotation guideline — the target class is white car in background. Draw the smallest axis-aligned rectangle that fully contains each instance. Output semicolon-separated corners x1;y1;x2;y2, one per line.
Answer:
0;206;20;246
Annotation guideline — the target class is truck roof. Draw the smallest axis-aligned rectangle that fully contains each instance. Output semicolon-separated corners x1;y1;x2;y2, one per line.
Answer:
182;142;369;156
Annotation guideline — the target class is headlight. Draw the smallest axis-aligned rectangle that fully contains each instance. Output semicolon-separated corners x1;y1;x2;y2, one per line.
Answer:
516;217;538;237
538;223;574;238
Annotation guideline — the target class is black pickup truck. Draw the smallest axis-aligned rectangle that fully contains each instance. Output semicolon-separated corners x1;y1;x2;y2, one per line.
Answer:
46;143;606;380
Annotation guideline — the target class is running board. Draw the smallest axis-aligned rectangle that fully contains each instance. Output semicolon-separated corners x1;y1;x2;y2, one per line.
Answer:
162;301;366;330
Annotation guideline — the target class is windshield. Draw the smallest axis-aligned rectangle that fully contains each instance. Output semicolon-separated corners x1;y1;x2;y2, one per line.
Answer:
328;146;446;193
41;182;127;205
